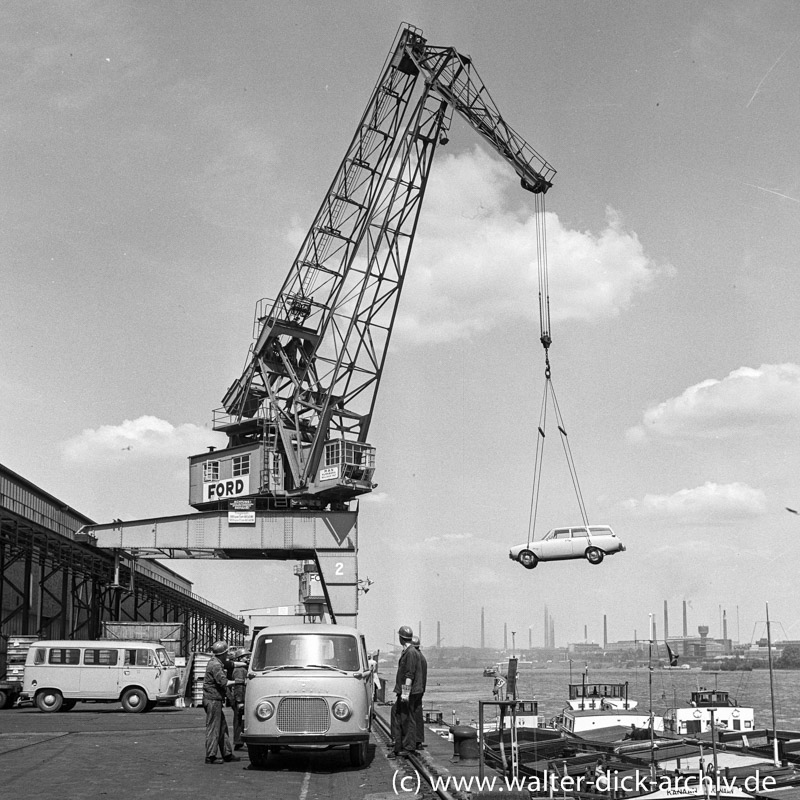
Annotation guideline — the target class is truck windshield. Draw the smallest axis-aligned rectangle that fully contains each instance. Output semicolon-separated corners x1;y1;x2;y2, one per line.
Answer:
252;634;360;672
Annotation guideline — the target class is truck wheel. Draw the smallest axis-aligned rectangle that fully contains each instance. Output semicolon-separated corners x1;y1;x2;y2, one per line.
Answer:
121;688;148;713
247;744;269;768
36;690;63;713
349;740;368;767
0;689;10;710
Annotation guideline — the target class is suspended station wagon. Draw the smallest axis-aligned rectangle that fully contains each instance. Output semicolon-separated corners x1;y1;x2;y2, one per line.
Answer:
509;525;626;569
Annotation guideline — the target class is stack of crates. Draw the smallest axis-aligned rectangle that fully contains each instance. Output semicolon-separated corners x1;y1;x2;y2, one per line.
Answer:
191;653;211;707
4;635;38;685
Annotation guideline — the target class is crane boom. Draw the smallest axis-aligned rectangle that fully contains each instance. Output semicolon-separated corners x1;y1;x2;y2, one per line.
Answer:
188;24;555;512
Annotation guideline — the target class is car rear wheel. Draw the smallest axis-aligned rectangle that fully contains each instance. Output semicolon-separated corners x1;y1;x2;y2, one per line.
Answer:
349;740;368;767
121;687;148;713
518;550;538;569
586;547;604;565
247;744;270;768
36;689;63;713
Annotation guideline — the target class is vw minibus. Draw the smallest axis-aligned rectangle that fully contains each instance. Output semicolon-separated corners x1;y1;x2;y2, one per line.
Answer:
23;639;181;712
244;624;374;767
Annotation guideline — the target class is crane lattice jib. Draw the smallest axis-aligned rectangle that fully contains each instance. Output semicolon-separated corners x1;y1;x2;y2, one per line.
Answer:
414;45;555;194
221;27;426;426
217;24;555;505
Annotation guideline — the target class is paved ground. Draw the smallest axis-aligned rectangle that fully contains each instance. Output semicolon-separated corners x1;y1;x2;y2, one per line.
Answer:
0;703;435;800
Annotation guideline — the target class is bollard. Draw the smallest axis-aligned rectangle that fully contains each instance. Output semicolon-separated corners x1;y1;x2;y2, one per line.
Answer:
449;724;479;762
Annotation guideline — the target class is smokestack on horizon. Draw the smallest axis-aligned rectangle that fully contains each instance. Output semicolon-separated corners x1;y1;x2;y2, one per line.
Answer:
603;614;608;648
664;600;669;640
683;600;688;638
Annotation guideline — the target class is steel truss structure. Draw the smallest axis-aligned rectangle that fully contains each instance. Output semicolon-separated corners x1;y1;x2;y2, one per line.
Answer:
0;464;245;667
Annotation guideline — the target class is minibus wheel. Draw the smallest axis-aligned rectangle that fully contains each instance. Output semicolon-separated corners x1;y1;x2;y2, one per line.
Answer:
349;740;368;767
120;688;148;713
60;700;77;712
36;690;63;713
247;744;269;768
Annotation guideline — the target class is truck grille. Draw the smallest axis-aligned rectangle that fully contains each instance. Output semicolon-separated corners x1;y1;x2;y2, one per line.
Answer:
276;697;330;733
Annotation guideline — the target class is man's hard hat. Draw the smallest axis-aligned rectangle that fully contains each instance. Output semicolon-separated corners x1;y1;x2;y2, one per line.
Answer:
398;625;413;641
211;640;229;655
411;635;420;647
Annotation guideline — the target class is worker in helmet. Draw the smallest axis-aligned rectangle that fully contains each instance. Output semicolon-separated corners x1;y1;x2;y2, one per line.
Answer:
412;635;428;750
229;648;250;750
202;641;237;764
389;625;422;758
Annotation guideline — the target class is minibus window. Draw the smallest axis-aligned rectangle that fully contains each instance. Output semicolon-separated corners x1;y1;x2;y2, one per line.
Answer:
49;648;80;665
124;649;155;667
84;649;119;666
32;648;46;665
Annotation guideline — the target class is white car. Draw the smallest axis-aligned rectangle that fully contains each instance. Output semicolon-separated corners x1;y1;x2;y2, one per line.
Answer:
509;525;625;569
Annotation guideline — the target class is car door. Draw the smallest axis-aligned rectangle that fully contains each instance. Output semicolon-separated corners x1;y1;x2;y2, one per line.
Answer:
541;529;573;560
570;527;590;557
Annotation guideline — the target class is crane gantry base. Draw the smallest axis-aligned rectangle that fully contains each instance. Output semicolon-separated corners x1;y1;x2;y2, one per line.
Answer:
77;509;359;624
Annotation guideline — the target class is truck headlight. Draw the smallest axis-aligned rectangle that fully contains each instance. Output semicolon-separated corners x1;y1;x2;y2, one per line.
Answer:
332;701;351;721
255;700;275;721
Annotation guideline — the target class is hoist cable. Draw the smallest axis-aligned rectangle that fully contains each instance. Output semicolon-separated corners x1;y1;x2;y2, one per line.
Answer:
526;386;549;549
526;190;592;544
548;377;590;527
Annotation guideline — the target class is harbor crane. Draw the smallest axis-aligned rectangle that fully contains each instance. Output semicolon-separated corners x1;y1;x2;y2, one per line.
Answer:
187;23;555;514
80;24;555;622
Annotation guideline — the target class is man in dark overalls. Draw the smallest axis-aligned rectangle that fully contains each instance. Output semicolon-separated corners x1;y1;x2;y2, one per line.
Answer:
412;635;427;749
229;648;250;750
202;641;237;764
389;625;421;758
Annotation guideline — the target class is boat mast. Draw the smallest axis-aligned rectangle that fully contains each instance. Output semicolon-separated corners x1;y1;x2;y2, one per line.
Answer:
766;602;780;767
649;613;656;779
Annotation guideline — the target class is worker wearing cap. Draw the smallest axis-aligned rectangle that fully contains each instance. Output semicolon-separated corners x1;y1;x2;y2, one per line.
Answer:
390;625;422;758
412;635;427;749
230;648;250;751
202;641;237;764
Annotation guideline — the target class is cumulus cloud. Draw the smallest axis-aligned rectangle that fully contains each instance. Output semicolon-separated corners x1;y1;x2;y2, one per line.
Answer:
62;415;226;464
621;481;767;521
389;146;666;344
627;363;800;441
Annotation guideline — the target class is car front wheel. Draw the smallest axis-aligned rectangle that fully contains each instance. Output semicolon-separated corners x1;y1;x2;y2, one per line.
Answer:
586;547;604;565
518;550;538;570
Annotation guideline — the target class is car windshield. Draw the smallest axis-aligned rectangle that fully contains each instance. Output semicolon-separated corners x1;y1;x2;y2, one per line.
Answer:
251;634;361;672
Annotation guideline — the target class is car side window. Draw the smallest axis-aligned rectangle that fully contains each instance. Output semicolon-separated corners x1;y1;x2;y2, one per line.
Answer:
553;530;570;539
571;528;589;538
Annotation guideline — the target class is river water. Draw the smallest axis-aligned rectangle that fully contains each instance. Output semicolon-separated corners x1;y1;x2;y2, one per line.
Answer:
417;666;800;729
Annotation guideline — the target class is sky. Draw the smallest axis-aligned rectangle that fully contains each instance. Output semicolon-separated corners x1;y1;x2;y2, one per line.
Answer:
3;1;800;653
